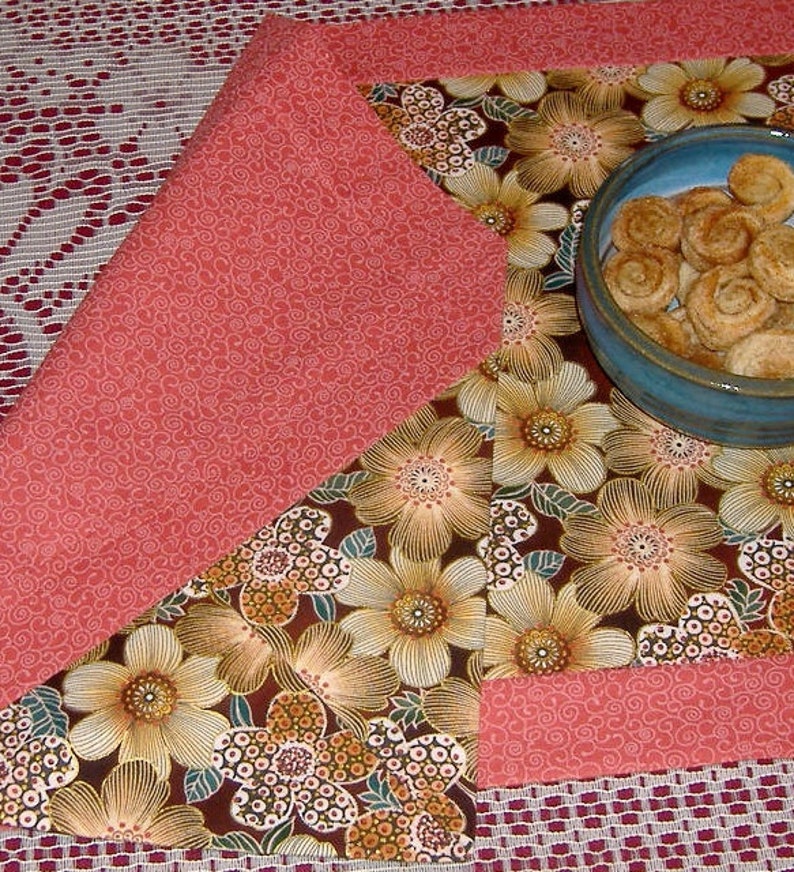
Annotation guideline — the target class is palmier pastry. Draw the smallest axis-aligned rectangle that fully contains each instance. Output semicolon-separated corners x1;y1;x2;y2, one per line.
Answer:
728;153;794;224
685;261;777;351
747;223;794;302
675;185;734;218
629;310;693;357
611;195;682;251
677;259;701;304
680;204;764;272
724;328;794;379
603;247;680;314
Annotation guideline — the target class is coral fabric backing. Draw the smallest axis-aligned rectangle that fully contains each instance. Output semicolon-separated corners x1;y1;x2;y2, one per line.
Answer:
0;17;509;708
479;654;794;787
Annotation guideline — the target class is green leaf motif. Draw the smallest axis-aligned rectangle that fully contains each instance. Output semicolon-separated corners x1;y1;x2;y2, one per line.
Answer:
424;167;443;187
19;686;69;739
725;577;767;624
153;588;189;622
471;420;496;441
720;522;762;546
340;526;377;559
471;146;510;168
309;592;337;622
531;483;598;522
390;691;424;730
482;95;537;123
212;831;263;854
368;82;399;103
229;694;254;728
524;550;565;580
493;483;536;502
309;470;369;504
183;766;224;804
447;95;484;109
543;271;575;291
260;818;294;854
360;771;402;811
553;222;580;276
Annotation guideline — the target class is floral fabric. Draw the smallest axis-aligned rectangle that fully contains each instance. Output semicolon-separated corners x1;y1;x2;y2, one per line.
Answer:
3;51;794;864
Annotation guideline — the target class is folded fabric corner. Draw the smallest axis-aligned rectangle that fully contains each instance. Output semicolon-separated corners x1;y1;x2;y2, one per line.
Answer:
0;17;505;708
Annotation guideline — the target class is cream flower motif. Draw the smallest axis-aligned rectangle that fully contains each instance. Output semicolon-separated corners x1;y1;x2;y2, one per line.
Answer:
175;603;289;695
604;389;726;509
506;91;644;198
500;266;580;382
348;720;471;863
422;660;481;783
348;405;491;563
337;549;487;689
63;623;230;778
214;691;378;834
494;363;618;493
484;573;635;678
712;447;794;538
192;505;350;628
0;700;79;831
439;350;502;425
546;65;649;111
49;759;211;848
273;622;400;737
561;478;727;622
441;71;547;103
636;592;743;665
372;83;486;177
444;166;568;269
639;57;775;131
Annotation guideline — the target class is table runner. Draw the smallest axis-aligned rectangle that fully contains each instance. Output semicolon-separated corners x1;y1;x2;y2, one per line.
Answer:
3;0;794;868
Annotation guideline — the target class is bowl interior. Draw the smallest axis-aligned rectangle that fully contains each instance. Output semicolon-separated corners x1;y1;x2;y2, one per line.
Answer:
580;124;794;401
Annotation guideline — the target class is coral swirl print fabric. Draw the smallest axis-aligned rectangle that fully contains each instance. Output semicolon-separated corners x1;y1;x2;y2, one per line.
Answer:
3;0;794;869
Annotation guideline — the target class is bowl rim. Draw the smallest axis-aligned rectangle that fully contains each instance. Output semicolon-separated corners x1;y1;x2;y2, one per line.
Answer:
578;123;794;400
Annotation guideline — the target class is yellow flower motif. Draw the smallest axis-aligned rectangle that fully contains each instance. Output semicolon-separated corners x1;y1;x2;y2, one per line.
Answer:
63;624;229;778
604;390;726;509
440;71;547;103
484;574;635;678
337;549;487;689
175;603;289;695
444;166;568;269
506;91;644;197
439;350;502;425
273;622;400;736
49;759;211;848
494;363;618;493
561;478;727;622
639;58;775;131
501;266;580;382
546;65;649;111
372;83;486;177
422;655;481;783
712;447;794;538
213;691;378;834
348;405;491;562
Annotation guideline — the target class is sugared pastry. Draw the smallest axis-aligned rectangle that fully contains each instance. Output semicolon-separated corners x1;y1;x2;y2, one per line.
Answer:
603;247;680;314
748;223;794;302
685;261;777;351
675;185;734;218
724;328;794;378
677;259;701;304
680;204;764;272
629;310;693;357
727;152;794;224
611;195;682;251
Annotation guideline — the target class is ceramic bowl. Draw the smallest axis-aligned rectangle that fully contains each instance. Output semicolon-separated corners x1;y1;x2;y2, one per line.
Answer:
576;124;794;448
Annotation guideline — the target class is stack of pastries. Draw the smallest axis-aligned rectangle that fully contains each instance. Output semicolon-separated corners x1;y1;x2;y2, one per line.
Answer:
602;152;794;379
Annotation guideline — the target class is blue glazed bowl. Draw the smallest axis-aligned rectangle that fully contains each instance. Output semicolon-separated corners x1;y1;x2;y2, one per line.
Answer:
576;124;794;448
